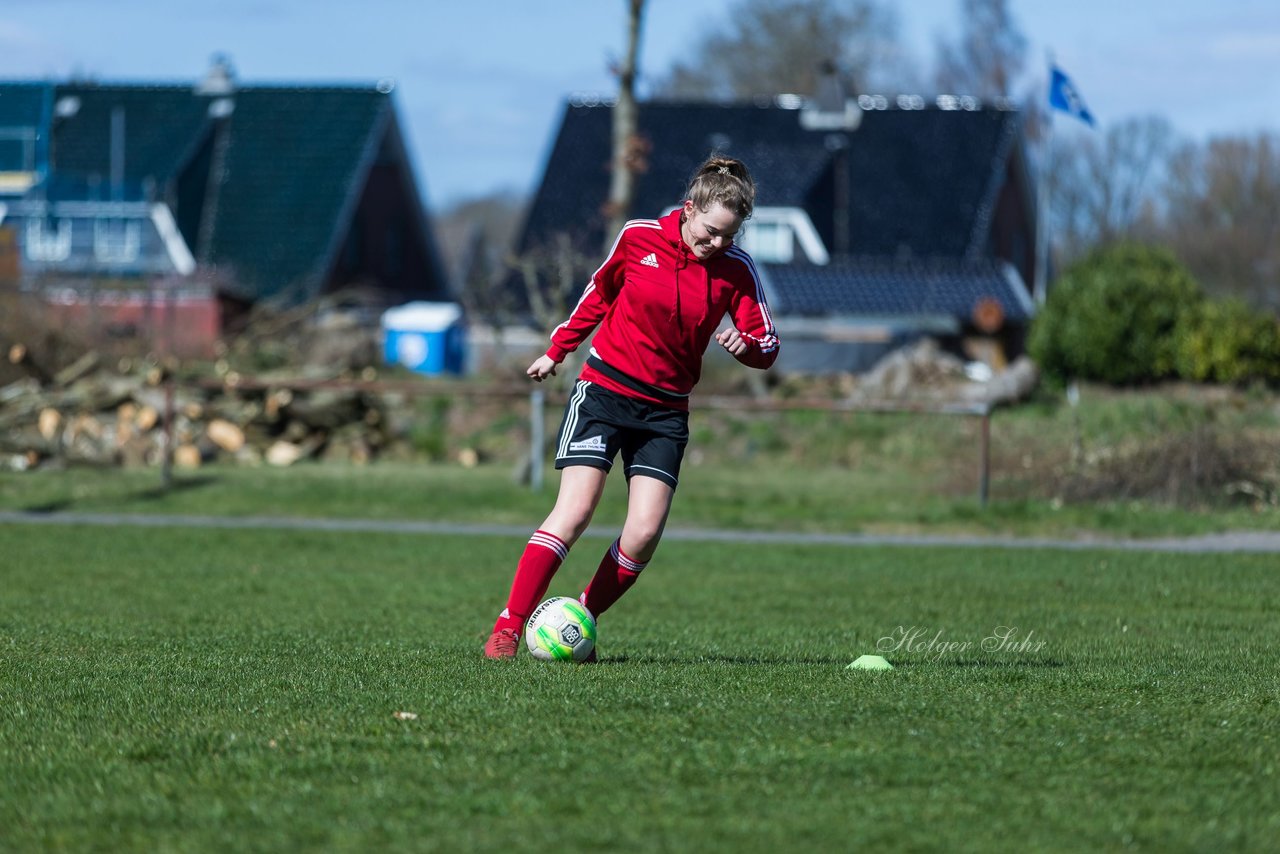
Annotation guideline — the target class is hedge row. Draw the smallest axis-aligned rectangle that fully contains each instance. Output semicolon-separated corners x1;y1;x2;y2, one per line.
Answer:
1028;243;1280;386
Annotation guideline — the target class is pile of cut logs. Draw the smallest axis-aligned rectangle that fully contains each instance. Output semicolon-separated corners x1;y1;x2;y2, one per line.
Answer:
1;345;422;471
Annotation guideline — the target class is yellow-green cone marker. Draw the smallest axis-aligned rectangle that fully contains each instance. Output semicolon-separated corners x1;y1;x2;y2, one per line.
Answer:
847;654;894;671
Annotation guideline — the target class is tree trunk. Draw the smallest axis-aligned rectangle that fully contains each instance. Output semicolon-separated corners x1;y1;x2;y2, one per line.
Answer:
606;0;646;247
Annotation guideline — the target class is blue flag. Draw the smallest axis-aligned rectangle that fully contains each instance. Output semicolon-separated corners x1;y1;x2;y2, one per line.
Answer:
1048;65;1095;126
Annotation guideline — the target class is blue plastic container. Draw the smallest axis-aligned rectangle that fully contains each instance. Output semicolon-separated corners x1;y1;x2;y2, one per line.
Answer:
381;302;466;375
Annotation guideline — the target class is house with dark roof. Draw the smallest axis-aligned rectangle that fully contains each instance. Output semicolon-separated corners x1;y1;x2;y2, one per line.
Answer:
517;93;1039;373
0;58;450;356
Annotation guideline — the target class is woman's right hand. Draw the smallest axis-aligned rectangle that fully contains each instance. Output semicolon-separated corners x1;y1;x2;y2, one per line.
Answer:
527;355;559;382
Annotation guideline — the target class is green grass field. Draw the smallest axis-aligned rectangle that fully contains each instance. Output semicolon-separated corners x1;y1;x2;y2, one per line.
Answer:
2;519;1277;851
2;384;1277;849
2;455;1278;540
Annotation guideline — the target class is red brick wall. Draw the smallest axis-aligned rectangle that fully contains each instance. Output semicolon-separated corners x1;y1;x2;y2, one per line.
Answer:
40;287;221;358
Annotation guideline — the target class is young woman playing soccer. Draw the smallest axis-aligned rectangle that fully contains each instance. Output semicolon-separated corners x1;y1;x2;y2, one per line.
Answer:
483;155;780;660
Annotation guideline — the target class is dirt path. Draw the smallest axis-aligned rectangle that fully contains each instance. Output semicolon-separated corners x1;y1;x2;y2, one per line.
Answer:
3;511;1279;553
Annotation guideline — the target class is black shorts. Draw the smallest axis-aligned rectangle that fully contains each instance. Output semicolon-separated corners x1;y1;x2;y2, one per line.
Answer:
554;381;689;489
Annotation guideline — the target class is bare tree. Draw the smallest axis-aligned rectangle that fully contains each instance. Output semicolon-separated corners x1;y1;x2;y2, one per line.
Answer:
511;238;584;334
508;235;598;380
1161;132;1280;310
930;0;1051;142
654;0;902;100
932;0;1026;98
1046;132;1099;263
435;191;527;328
1047;116;1177;263
605;0;647;244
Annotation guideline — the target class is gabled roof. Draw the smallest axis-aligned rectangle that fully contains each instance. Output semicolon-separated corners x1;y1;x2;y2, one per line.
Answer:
521;99;1026;265
199;86;393;300
0;78;433;303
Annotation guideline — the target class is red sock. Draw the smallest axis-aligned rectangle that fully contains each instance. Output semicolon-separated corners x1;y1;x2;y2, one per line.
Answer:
580;539;647;618
493;531;569;636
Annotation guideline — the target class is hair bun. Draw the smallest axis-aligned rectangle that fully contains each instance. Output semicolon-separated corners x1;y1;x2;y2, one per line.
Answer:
686;154;755;219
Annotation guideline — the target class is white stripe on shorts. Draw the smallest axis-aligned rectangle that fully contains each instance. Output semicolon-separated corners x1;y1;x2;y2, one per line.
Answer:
627;463;677;486
557;381;591;460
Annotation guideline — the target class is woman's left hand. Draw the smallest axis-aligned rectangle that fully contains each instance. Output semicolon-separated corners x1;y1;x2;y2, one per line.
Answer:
716;327;748;356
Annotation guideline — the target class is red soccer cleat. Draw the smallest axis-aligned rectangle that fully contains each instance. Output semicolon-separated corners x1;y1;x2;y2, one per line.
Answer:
483;628;520;660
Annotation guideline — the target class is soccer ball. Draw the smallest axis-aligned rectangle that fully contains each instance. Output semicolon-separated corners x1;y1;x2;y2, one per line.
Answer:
525;597;597;661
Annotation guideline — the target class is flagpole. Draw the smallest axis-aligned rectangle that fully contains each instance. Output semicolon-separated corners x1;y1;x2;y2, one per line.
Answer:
1037;56;1098;306
1034;55;1055;306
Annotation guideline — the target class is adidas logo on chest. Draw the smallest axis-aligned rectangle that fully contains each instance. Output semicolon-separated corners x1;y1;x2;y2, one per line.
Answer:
639;252;659;268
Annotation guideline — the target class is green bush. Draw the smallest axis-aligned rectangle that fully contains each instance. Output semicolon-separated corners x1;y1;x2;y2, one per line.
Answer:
1029;243;1203;384
1175;298;1280;385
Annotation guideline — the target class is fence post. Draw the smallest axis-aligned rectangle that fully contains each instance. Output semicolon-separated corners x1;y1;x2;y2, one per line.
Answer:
979;406;991;508
530;389;545;492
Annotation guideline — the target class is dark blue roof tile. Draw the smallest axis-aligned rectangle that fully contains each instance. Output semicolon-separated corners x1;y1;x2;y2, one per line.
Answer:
762;257;1032;323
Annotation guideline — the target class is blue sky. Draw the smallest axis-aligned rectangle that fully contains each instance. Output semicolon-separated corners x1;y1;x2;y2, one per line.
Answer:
2;0;1277;208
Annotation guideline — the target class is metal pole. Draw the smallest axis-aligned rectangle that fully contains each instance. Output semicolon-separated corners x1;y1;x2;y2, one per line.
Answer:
160;278;175;490
530;388;545;492
979;408;991;508
161;378;174;489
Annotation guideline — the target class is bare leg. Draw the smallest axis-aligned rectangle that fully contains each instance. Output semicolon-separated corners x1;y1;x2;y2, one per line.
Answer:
580;475;675;619
618;475;676;561
539;465;609;547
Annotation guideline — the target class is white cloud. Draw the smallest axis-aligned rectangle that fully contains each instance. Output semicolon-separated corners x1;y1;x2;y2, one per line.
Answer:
1207;31;1280;59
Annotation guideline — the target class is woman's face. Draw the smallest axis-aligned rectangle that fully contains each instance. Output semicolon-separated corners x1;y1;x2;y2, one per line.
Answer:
681;200;743;260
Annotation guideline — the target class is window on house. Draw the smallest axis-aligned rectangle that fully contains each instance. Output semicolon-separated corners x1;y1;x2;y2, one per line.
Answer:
0;128;36;172
741;221;794;263
94;219;141;264
0;129;39;194
25;218;73;262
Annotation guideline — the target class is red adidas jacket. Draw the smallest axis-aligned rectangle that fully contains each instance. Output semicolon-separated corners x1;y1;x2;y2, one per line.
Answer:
545;208;779;409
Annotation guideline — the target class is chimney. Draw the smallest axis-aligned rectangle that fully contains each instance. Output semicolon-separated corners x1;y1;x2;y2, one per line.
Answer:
800;59;862;131
196;53;236;96
811;59;845;113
